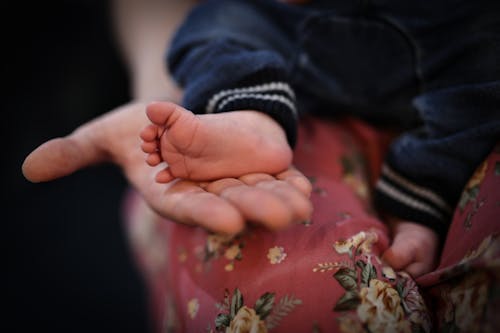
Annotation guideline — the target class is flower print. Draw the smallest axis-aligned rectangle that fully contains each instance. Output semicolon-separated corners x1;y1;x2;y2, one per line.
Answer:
396;272;431;332
224;244;241;260
334;230;378;256
334;239;354;255
267;246;287;264
317;230;429;332
343;174;369;200
215;289;299;332
337;314;366;333
334;231;367;254
203;233;246;271
458;161;488;211
357;279;411;333
381;266;396;281
207;233;234;254
341;153;370;202
187;298;200;319
466;161;488;190
443;271;489;332
226;306;268;333
224;262;235;272
358;232;378;254
460;234;496;264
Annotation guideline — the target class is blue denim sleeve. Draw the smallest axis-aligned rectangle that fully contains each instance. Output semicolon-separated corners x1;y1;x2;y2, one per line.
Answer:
167;0;298;146
374;2;500;237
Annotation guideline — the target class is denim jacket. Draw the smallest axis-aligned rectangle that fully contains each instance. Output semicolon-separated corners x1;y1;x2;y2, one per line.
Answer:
168;0;500;238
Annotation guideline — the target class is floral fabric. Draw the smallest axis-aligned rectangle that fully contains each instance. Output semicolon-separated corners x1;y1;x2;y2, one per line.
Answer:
415;145;500;333
124;117;499;332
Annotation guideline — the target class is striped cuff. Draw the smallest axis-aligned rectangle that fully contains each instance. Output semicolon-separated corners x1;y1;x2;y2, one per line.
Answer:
205;81;298;147
374;164;453;238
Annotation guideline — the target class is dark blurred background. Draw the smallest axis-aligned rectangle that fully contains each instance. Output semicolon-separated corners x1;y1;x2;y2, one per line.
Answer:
4;1;152;332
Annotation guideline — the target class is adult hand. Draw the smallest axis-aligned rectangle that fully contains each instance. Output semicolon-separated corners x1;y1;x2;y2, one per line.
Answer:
22;102;313;234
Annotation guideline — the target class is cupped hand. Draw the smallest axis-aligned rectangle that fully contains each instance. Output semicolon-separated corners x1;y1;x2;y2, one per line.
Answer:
22;101;312;234
382;219;439;278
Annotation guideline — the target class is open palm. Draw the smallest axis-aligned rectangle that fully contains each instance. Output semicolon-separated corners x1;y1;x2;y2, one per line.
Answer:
23;102;312;234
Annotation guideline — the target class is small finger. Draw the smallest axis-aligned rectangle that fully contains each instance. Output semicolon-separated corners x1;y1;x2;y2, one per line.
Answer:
238;173;275;185
162;181;245;235
404;261;433;278
381;245;414;271
276;167;312;197
224;186;294;230
204;178;245;194
205;178;293;230
254;179;313;223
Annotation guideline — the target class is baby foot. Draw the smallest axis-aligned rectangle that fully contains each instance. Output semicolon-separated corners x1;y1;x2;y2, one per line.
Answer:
140;101;292;183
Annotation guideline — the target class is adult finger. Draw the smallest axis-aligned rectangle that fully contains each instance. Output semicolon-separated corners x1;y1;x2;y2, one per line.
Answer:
276;166;312;197
157;179;246;235
234;175;313;227
238;169;313;217
253;179;313;224
205;178;295;230
238;173;275;185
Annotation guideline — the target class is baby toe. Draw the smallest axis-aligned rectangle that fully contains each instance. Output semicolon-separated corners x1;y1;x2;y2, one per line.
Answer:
146;152;162;166
141;141;158;153
140;124;159;141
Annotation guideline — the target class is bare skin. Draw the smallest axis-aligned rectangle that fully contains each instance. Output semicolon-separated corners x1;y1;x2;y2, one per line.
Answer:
138;102;439;278
22;102;312;234
281;0;440;280
22;0;438;279
21;99;437;276
140;101;293;183
382;219;439;277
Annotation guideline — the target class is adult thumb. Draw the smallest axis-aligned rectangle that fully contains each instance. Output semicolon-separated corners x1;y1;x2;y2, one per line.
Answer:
22;129;107;183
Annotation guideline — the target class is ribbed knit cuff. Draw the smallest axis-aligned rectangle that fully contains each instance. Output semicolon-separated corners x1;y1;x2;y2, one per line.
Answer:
203;70;298;147
374;164;453;239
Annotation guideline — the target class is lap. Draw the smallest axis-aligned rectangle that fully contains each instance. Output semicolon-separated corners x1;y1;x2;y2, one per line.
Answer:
125;117;439;332
416;144;500;333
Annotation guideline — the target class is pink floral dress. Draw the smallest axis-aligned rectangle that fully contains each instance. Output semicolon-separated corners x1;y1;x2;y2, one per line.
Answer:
124;117;500;333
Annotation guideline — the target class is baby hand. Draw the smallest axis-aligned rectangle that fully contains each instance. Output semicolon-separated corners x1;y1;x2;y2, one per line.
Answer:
382;219;439;278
